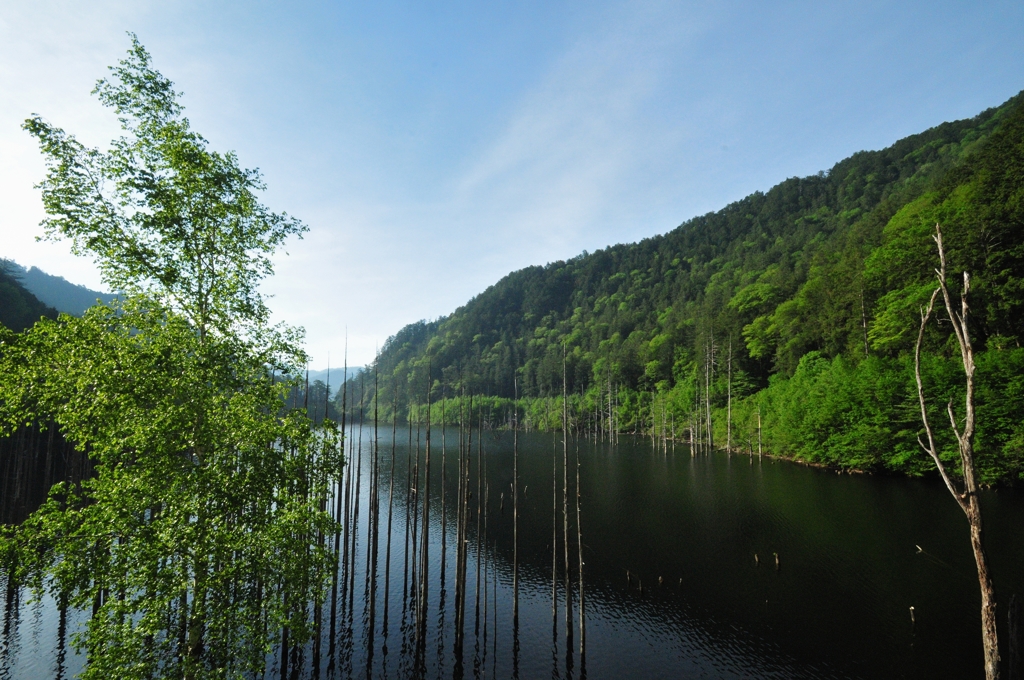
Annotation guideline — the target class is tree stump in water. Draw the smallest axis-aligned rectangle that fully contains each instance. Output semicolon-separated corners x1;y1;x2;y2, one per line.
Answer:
1010;594;1021;680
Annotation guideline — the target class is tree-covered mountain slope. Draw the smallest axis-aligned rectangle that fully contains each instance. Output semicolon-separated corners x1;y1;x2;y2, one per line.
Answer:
6;261;114;316
351;90;1024;482
0;260;58;332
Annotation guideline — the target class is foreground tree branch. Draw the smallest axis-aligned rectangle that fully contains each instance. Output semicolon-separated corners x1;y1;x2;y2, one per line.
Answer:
914;223;1000;680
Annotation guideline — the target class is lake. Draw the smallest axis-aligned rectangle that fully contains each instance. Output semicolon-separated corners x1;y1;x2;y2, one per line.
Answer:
2;425;1023;679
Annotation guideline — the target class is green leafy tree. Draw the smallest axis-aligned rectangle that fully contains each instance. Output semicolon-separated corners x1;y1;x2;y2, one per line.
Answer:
1;36;339;679
23;35;304;343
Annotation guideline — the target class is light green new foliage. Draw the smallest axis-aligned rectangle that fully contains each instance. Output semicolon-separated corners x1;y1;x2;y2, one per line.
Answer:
1;36;340;679
23;33;304;342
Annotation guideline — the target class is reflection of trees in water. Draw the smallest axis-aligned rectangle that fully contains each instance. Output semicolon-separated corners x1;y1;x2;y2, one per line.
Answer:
0;423;91;526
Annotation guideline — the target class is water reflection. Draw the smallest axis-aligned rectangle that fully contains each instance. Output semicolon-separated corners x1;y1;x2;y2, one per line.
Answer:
3;427;1023;679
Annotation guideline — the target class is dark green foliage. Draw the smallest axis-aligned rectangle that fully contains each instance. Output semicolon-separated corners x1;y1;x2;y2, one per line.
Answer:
357;90;1024;483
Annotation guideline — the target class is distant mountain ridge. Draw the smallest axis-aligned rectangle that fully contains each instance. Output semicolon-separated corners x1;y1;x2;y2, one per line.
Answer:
0;261;57;332
4;261;115;316
300;367;365;390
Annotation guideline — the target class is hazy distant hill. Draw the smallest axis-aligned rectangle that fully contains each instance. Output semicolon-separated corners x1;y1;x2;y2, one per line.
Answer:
0;260;58;332
300;367;364;391
5;261;115;316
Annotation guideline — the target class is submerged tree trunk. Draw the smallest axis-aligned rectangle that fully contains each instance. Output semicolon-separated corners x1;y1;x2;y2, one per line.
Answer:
382;392;397;646
562;347;572;645
475;409;483;637
575;423;585;661
513;378;520;628
440;388;447;583
328;358;346;664
416;361;431;660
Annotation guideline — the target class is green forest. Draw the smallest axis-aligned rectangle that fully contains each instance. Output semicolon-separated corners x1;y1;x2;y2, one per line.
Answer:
348;90;1024;484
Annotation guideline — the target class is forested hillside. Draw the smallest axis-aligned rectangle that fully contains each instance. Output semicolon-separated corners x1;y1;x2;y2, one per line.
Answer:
12;262;115;315
345;91;1024;483
0;261;57;332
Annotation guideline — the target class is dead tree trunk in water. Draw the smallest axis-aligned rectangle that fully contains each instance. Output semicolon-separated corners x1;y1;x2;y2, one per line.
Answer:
1009;594;1021;680
455;388;465;653
551;394;558;630
366;361;380;677
757;409;762;461
328;356;347;663
340;377;353;622
575;435;585;659
914;223;1000;680
349;378;363;622
474;408;483;637
512;378;520;628
704;338;712;452
416;361;431;660
401;396;413;628
382;391;397;642
440;387;447;582
562;346;572;643
607;375;613;442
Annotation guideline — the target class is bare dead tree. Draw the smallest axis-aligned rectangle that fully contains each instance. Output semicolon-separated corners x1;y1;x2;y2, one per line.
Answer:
513;377;520;628
475;408;483;638
440;386;447;584
562;344;572;646
416;360;431;660
705;334;715;451
575;429;585;660
914;223;1000;680
727;336;732;455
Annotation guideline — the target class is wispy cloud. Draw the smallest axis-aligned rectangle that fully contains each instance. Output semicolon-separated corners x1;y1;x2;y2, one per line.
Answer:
451;3;708;259
0;1;156;290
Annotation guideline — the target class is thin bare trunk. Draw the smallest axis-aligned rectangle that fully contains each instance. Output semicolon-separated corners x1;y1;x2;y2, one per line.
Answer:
475;409;483;637
441;388;447;581
727;337;732;455
416;362;431;660
914;223;1000;680
552;398;558;629
330;353;348;659
349;379;363;621
562;347;572;643
575;435;585;661
382;392;396;641
513;378;520;627
757;409;762;461
861;289;870;358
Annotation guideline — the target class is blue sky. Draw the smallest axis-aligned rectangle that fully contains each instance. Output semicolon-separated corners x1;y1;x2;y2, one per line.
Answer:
2;0;1023;366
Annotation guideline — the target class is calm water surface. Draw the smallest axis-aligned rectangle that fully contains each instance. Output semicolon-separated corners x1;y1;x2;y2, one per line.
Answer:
2;427;1023;679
